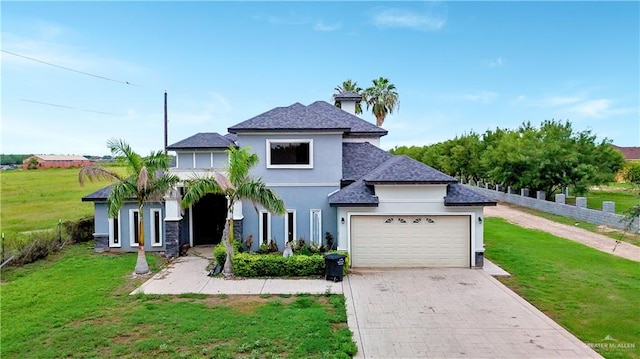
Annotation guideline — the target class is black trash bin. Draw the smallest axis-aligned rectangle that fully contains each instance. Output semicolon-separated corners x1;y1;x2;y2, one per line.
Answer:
324;253;346;282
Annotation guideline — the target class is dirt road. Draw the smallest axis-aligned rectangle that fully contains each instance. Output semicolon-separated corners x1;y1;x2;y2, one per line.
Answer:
484;204;640;262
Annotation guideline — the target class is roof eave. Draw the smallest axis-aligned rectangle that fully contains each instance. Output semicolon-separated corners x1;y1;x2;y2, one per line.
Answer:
444;201;497;207
365;180;458;185
329;202;379;207
229;127;351;133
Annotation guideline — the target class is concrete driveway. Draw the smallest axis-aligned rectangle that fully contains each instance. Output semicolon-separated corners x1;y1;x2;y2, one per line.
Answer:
343;268;601;359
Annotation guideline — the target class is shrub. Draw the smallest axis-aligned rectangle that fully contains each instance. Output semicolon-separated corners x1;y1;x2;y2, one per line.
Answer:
213;244;226;266
62;216;94;243
233;252;325;277
3;230;67;267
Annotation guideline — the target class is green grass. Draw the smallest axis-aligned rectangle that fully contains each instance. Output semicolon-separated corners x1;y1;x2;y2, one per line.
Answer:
0;243;357;358
502;203;640;246
0;167;117;242
566;185;639;214
485;218;640;359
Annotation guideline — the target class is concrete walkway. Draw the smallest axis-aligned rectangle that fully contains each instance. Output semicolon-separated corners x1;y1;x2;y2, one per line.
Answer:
131;256;343;295
485;204;640;262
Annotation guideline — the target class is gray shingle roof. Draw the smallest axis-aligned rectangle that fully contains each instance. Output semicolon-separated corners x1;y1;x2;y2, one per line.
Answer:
342;142;393;181
82;184;114;202
444;183;497;206
363;155;458;184
167;133;235;150
307;101;387;136
228;101;386;136
329;180;378;206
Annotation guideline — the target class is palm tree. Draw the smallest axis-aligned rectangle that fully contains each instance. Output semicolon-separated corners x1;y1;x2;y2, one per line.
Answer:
79;138;179;274
364;77;399;127
333;79;364;114
181;146;285;277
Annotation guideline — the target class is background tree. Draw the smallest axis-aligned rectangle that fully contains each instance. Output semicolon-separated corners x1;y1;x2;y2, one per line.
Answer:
333;79;363;114
623;162;640;231
364;77;399;127
181;146;285;277
391;120;625;199
79;139;178;274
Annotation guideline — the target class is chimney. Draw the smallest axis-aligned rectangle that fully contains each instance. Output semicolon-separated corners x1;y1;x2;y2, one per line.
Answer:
334;91;362;116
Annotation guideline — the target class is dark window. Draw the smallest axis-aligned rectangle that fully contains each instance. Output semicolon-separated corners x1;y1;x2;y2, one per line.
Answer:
287;212;295;242
261;212;269;244
153;211;161;244
270;142;310;165
133;211;140;244
113;218;119;244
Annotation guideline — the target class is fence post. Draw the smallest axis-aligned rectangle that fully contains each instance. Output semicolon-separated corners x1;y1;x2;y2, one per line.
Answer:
58;219;62;244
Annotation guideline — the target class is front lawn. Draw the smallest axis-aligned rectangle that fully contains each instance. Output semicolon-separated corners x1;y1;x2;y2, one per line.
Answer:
485;218;640;359
0;244;356;358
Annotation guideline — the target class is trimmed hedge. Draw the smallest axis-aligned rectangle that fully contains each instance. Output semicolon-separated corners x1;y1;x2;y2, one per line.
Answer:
233;251;350;278
234;253;324;277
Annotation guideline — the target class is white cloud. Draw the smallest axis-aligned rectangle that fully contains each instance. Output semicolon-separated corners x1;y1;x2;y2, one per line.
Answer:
568;99;611;118
485;57;505;67
313;21;342;32
371;7;446;31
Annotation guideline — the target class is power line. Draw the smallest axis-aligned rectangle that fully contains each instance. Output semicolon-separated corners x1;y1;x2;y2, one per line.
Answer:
20;99;119;116
2;49;137;86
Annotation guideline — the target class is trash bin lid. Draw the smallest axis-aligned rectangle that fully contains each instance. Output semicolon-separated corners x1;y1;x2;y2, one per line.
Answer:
324;253;346;260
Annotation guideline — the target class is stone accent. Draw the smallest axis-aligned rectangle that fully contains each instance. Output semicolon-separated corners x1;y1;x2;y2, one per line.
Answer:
603;201;615;214
474;251;484;268
233;219;243;243
465;185;639;232
94;233;108;253
164;221;180;258
555;194;565;204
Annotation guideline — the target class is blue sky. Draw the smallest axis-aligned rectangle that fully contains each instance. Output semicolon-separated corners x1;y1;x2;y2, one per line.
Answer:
2;1;638;156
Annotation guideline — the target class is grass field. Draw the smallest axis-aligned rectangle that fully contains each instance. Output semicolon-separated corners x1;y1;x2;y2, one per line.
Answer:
0;166;118;242
0;244;356;358
566;184;639;214
485;218;640;359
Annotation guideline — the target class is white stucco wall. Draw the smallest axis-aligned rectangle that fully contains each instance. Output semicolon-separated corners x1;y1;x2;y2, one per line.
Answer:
335;184;485;266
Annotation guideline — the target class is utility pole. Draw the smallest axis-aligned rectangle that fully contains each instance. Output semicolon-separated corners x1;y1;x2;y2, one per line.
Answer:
164;91;168;154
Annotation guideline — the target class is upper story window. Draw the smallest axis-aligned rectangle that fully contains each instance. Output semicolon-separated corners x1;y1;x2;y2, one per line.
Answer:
266;139;313;169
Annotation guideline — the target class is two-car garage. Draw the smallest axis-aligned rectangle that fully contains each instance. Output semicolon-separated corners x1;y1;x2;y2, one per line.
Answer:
349;215;471;267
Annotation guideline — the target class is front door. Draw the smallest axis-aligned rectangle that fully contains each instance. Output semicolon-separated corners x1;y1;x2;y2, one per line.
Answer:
192;194;227;246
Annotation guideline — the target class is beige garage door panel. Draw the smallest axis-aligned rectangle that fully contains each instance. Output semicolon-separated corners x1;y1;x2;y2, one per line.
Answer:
351;215;470;267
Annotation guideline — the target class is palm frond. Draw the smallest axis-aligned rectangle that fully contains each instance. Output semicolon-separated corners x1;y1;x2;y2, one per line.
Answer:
182;176;226;207
78;165;122;186
227;146;258;185
108;138;143;174
107;181;136;218
235;178;286;215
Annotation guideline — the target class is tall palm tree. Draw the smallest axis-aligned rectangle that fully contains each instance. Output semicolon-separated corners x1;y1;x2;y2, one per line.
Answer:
333;79;364;114
364;77;399;127
182;146;285;277
79;138;179;274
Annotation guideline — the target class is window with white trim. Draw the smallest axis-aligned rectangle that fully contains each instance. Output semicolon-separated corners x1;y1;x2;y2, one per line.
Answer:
266;139;313;168
151;209;162;247
129;209;140;246
310;209;322;246
285;210;296;243
109;214;121;247
259;211;271;245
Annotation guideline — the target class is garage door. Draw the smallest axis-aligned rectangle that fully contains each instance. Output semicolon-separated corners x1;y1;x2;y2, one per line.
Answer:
350;215;470;267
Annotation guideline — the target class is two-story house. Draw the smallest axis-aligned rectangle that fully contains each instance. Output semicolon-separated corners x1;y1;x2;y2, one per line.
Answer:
83;94;495;268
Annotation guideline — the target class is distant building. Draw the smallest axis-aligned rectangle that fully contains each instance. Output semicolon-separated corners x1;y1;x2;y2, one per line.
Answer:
22;155;92;169
611;145;640;182
611;145;640;161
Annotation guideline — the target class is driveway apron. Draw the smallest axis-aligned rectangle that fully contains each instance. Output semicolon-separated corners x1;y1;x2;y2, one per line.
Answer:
343;268;601;359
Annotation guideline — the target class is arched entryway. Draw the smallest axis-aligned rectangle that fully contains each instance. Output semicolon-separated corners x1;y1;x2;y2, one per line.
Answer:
191;194;227;246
